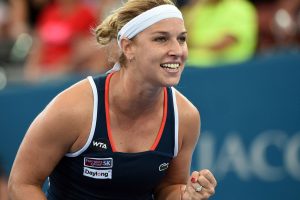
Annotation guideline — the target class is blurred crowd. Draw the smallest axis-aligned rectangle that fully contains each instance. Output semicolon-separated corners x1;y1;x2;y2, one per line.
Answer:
0;0;299;85
181;0;300;67
0;0;122;84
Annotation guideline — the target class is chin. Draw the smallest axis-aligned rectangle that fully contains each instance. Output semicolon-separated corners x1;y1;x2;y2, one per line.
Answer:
164;78;181;87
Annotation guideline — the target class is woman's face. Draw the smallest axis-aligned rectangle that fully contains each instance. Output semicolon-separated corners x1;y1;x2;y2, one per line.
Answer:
129;18;188;87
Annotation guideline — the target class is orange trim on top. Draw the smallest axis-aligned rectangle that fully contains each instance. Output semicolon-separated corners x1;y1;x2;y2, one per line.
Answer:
105;72;168;152
150;87;168;151
105;73;117;152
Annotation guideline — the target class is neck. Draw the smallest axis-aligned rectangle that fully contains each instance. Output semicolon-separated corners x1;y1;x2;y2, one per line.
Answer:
109;71;164;119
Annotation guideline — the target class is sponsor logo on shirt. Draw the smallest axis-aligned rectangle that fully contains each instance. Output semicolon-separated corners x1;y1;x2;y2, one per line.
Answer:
159;162;169;171
84;157;113;169
83;167;112;179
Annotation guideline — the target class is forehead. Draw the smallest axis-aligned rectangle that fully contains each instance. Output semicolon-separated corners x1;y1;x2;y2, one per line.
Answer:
141;18;186;35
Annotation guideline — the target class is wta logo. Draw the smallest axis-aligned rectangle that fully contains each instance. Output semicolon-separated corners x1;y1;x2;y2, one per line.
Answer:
93;141;107;149
91;138;110;151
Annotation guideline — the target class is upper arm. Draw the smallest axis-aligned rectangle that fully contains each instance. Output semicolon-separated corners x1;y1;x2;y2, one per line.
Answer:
9;0;27;21
155;90;200;196
9;80;93;187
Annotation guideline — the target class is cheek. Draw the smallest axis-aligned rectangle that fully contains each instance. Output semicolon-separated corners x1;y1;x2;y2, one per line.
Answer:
145;50;163;63
135;49;161;69
183;46;188;61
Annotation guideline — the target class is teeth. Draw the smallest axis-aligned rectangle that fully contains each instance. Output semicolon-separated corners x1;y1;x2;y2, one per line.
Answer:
161;63;180;69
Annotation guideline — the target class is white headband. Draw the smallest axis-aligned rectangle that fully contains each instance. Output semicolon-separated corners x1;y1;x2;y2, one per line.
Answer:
117;4;183;48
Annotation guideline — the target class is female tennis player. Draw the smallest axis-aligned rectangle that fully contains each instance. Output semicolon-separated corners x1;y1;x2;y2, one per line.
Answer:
8;0;217;199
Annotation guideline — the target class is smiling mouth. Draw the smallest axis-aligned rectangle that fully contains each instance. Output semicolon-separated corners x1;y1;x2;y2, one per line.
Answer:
160;63;180;70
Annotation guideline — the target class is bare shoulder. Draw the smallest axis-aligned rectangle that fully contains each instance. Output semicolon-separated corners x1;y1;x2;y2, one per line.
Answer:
48;78;93;119
36;78;94;150
8;78;95;188
173;88;200;127
172;88;200;148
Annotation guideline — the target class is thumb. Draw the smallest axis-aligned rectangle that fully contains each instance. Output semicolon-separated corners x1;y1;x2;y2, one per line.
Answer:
189;171;199;184
185;171;199;192
181;184;186;193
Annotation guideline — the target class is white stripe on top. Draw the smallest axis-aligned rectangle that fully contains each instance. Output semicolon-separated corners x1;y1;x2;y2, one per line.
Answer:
66;76;98;157
171;87;179;157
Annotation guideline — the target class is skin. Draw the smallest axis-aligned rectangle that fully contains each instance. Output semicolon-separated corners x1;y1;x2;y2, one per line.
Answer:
8;18;217;200
0;176;8;200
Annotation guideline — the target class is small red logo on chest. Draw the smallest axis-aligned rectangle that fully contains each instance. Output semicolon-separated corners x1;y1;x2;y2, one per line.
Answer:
84;157;113;168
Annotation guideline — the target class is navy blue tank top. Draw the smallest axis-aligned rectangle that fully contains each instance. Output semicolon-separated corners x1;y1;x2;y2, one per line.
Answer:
47;73;179;200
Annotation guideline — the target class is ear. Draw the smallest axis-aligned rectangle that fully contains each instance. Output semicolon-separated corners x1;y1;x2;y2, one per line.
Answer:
120;38;135;61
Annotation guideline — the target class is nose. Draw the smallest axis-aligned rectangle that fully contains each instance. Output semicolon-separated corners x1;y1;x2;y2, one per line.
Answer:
167;39;183;57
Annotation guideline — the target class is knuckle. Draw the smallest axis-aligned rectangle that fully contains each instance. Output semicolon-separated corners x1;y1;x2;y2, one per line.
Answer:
203;193;210;199
192;171;199;176
197;176;204;182
203;169;211;176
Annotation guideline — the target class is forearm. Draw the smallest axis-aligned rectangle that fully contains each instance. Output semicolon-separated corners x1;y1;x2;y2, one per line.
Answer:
208;35;238;51
8;183;47;200
154;184;185;200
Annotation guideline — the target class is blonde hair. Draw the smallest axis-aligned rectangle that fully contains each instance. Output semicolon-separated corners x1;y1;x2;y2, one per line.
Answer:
95;0;175;65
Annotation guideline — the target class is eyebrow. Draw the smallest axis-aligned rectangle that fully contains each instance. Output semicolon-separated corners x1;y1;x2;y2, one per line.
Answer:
151;31;188;35
151;31;187;34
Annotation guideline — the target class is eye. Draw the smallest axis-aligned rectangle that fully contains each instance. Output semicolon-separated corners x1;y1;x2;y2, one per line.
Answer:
154;36;167;42
178;35;187;44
